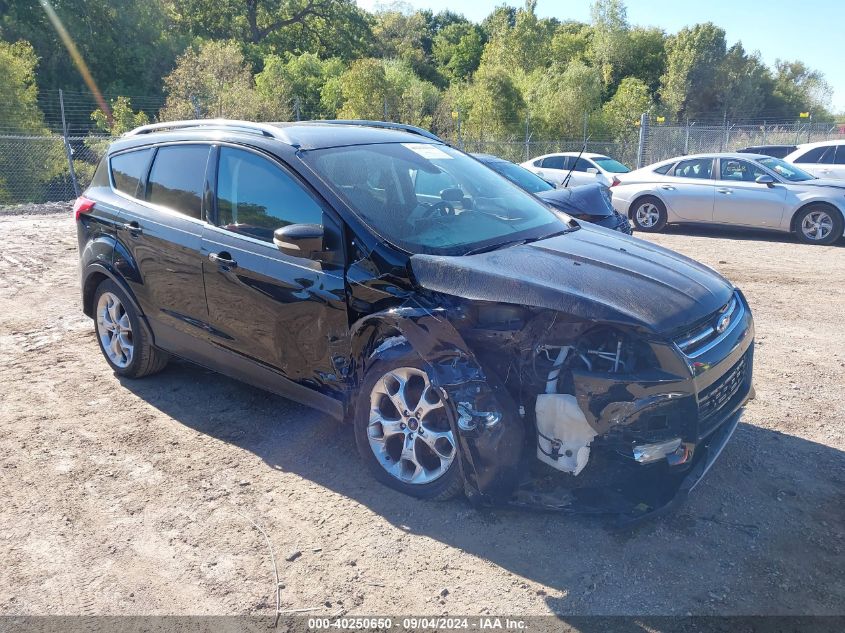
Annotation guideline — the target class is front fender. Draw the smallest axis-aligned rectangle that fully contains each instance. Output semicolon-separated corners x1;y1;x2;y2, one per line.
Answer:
349;303;526;503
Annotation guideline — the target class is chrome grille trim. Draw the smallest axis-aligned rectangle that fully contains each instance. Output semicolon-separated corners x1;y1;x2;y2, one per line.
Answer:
675;294;744;359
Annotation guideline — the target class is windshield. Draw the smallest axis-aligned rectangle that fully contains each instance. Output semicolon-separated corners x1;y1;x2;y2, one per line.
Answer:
593;157;630;173
757;157;815;182
484;158;554;193
302;143;565;255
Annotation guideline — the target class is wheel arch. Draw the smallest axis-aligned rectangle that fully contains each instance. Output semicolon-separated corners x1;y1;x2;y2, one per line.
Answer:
627;192;665;219
789;200;845;234
82;262;155;343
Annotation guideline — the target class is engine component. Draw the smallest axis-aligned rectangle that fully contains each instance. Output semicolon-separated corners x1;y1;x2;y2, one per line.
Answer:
535;393;596;475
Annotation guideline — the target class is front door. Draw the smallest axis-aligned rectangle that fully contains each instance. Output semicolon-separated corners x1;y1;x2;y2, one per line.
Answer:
712;158;787;228
201;145;348;385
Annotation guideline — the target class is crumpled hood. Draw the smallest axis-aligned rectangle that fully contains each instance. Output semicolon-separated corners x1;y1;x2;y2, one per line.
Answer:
535;183;615;217
410;224;734;335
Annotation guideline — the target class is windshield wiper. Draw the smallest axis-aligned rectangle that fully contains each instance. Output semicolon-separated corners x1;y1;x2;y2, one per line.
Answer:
463;229;575;256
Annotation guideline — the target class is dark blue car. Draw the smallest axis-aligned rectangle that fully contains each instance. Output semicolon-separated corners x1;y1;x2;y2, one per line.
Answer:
473;153;633;234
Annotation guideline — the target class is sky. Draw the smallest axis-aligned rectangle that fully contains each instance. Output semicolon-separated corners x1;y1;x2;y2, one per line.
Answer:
356;0;845;113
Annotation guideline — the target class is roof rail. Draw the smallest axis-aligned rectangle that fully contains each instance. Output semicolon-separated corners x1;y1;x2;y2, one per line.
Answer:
308;119;446;143
123;119;291;142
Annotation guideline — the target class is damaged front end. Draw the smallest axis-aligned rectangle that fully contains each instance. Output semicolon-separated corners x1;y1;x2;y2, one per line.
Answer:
348;226;755;522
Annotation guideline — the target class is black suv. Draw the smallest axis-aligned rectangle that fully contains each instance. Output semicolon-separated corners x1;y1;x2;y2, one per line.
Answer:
76;119;754;519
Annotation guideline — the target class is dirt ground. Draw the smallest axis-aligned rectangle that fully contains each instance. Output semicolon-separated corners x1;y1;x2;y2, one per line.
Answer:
0;208;843;618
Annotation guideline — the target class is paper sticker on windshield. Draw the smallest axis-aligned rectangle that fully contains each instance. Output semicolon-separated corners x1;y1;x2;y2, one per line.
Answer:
402;143;453;160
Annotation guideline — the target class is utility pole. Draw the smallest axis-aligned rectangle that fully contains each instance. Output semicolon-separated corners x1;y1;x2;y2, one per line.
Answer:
59;89;79;198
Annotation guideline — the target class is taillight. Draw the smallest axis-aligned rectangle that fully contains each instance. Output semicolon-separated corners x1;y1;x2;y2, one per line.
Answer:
73;196;95;221
610;177;621;187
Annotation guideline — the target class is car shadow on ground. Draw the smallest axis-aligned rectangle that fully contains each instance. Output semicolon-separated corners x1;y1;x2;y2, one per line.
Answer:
119;360;845;616
657;223;845;246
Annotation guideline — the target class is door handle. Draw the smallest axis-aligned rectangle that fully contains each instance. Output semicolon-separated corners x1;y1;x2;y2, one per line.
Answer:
717;188;732;194
122;221;142;235
209;252;238;268
660;185;675;190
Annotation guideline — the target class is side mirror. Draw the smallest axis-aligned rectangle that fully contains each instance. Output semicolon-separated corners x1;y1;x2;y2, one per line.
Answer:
439;187;464;203
273;223;324;259
755;175;775;187
586;167;599;175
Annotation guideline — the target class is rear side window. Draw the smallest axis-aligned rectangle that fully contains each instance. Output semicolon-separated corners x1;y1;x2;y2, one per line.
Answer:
542;156;566;169
794;146;834;164
216;147;324;242
110;148;152;197
835;146;845;165
147;145;211;219
672;158;713;180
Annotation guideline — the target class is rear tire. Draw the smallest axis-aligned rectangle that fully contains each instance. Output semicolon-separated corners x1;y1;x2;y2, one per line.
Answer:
631;196;668;232
353;350;463;500
92;279;168;378
794;204;843;245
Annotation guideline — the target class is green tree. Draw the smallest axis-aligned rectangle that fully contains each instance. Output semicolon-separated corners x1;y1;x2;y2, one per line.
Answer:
0;40;64;203
461;64;525;140
600;77;651;137
336;58;390;120
719;44;771;119
166;0;371;60
589;0;629;90
0;0;184;106
549;22;591;64
525;60;603;138
660;23;727;119
768;60;832;118
256;52;345;119
160;40;287;121
433;23;484;82
481;1;557;74
620;27;666;95
383;59;440;127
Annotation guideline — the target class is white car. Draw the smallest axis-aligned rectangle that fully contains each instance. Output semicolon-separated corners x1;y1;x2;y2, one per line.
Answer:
521;152;630;188
611;153;845;245
783;140;845;180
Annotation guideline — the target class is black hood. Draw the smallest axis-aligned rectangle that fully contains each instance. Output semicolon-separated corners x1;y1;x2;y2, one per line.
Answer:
536;183;615;217
410;224;734;335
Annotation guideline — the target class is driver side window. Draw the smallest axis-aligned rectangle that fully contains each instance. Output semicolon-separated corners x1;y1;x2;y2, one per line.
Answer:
216;147;324;242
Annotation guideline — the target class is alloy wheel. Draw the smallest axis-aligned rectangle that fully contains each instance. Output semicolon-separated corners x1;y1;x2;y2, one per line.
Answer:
367;367;456;485
96;291;134;368
801;210;834;242
635;202;660;228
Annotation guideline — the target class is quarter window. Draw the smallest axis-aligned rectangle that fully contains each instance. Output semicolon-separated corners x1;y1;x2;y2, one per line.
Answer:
110;148;153;197
216;147;324;242
673;158;713;180
147;145;211;219
653;163;674;175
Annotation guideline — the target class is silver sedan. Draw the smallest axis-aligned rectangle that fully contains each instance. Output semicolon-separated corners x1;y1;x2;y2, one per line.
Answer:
612;153;845;245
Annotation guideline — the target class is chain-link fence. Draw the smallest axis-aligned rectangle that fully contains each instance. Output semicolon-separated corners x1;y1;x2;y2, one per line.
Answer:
641;119;845;167
2;102;844;206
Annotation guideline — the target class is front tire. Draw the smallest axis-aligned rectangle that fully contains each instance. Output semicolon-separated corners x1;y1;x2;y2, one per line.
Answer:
794;205;843;245
353;351;463;500
93;279;168;378
631;196;668;232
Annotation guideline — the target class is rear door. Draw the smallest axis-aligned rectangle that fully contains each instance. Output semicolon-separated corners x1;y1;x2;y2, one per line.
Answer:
827;145;845;180
538;155;567;185
114;143;213;346
791;145;837;179
712;158;787;228
659;158;716;222
201;145;347;383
